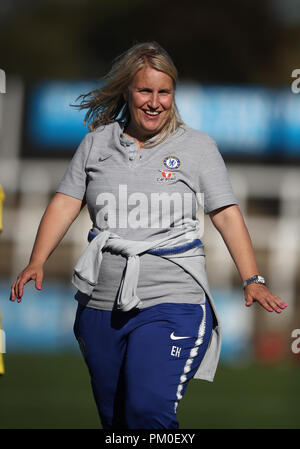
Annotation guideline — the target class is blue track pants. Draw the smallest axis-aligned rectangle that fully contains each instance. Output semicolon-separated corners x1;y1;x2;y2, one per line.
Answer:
73;299;213;429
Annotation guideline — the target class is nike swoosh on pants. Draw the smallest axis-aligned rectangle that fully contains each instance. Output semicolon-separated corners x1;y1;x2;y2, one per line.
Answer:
170;332;191;340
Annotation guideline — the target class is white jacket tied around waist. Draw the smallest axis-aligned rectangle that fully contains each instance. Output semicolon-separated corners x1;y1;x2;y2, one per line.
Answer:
72;220;222;382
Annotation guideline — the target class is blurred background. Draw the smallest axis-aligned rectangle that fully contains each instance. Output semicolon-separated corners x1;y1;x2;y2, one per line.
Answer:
0;0;300;429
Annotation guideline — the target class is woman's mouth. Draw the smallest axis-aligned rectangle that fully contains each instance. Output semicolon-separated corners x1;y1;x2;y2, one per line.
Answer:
142;110;161;118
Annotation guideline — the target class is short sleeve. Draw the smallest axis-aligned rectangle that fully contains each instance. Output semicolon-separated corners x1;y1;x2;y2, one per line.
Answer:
198;141;238;214
56;133;93;200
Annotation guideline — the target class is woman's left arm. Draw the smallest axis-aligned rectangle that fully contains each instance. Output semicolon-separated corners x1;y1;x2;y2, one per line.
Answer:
209;204;287;313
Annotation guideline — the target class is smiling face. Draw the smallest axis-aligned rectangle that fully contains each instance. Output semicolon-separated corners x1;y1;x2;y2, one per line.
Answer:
124;66;174;143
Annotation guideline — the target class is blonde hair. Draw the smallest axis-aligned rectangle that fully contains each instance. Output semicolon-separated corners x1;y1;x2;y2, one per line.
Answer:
73;42;184;147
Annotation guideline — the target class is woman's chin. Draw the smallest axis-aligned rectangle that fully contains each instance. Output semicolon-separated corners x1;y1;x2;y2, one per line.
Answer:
141;122;165;138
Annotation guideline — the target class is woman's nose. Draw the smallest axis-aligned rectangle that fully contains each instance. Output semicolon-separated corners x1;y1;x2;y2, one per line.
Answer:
147;93;159;109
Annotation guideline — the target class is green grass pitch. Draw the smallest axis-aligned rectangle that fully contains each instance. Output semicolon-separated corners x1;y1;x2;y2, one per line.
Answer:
0;354;299;429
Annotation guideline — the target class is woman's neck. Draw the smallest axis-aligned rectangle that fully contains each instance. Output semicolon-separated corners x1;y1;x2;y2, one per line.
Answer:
123;122;157;150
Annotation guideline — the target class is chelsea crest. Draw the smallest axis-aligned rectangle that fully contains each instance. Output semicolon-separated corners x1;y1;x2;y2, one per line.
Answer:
163;156;181;170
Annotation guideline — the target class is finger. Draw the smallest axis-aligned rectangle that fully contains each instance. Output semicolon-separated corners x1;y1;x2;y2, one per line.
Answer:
17;279;26;301
263;302;274;312
16;273;33;301
35;275;43;291
14;277;22;302
266;295;287;313
254;296;274;312
273;295;288;309
245;296;253;307
246;286;278;312
16;279;23;302
10;280;18;301
270;302;284;313
247;287;287;313
262;289;287;311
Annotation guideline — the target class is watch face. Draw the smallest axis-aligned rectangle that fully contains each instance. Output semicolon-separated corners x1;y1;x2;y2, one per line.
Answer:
257;276;265;283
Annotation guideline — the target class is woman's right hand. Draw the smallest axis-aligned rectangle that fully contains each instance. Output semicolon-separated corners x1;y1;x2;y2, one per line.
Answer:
10;262;44;303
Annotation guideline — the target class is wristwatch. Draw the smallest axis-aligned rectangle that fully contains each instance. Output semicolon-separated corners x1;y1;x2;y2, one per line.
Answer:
243;275;266;289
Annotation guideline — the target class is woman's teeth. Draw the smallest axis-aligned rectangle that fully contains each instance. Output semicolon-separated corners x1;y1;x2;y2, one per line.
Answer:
144;110;159;116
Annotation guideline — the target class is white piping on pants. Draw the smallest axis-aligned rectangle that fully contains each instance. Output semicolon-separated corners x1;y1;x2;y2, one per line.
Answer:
174;303;206;414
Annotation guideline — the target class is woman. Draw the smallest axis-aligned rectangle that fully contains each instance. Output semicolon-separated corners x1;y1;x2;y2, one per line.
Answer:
10;42;287;429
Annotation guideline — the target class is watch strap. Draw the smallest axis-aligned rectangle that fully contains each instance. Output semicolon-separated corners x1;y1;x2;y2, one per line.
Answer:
243;275;266;289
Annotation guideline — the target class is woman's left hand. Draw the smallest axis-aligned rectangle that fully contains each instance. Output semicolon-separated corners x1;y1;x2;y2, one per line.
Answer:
244;284;288;313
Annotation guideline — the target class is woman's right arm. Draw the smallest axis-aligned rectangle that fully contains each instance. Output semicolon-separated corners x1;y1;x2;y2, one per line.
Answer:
10;192;85;302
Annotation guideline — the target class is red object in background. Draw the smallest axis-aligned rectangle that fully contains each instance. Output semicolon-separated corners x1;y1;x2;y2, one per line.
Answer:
255;332;286;363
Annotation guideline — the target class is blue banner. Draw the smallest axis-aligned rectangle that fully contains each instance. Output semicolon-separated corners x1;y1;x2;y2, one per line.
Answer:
26;80;300;156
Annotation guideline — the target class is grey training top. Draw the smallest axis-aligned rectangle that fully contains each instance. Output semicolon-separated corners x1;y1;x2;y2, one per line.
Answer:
56;121;238;311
